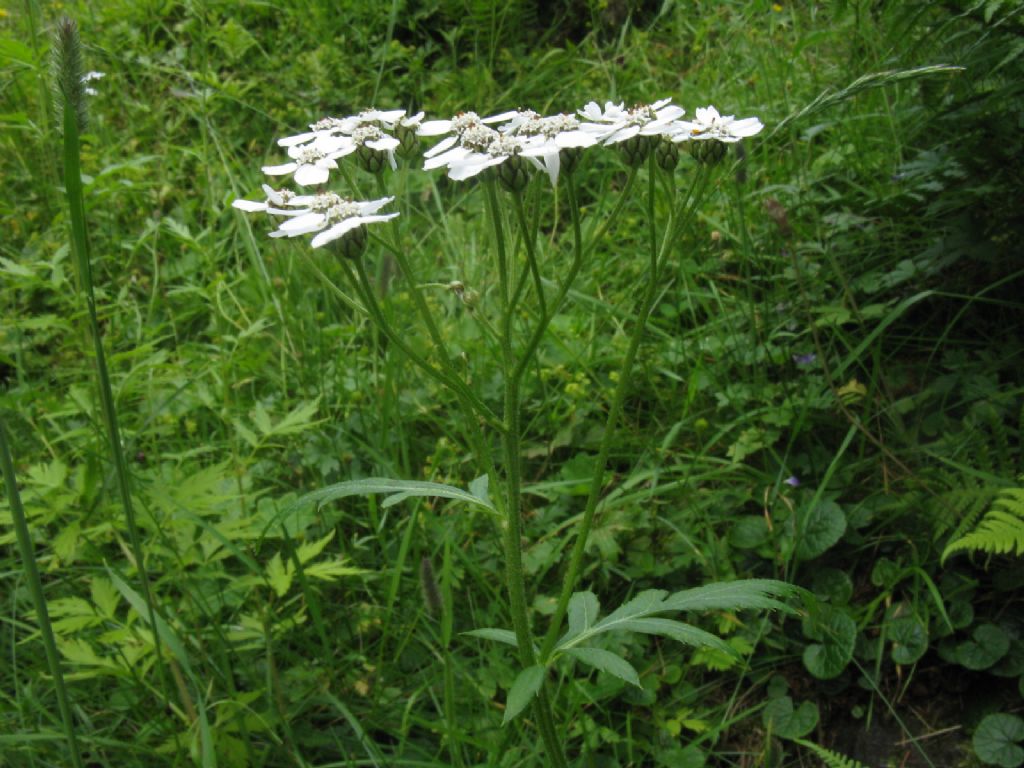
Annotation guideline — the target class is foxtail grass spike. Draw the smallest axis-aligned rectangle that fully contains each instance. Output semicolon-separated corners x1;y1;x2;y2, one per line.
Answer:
52;16;89;133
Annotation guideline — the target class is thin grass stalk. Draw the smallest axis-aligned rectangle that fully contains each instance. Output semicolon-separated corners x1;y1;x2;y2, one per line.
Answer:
0;418;84;768
55;17;172;711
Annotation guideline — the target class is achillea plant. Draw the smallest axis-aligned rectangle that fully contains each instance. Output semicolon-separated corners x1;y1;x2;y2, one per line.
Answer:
232;95;793;764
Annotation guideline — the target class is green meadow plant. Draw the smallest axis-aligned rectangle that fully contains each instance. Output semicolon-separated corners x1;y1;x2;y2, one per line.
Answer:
233;100;798;762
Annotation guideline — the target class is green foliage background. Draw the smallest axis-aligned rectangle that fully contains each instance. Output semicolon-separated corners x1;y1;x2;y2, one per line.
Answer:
1;1;1023;766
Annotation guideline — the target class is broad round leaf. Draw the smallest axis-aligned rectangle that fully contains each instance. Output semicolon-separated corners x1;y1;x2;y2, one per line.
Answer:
811;567;853;604
958;624;1011;671
762;695;819;739
729;516;770;550
974;713;1024;768
889;616;929;665
796;500;846;560
802;606;857;679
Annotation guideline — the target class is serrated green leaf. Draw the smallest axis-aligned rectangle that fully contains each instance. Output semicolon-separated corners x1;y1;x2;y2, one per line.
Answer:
567;591;600;639
303;560;366;581
503;665;545;725
91;577;119;618
234;420;259;448
974;713;1024;768
564;647;641;687
295;530;335;565
252;403;273;435
273;397;321;435
463;628;519;647
266;552;292;597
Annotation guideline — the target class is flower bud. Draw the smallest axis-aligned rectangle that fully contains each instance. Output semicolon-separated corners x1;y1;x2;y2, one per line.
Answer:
688;139;728;166
560;147;583;177
335;224;368;260
395;122;419;158
655;136;679;171
356;144;388;175
497;154;530;192
618;135;653;168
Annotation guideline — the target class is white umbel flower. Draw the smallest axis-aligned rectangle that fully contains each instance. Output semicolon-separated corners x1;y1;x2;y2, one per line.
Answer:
578;98;685;144
672;106;764;143
269;194;399;249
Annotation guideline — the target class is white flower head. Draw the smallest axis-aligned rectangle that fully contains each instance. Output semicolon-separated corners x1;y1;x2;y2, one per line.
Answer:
261;142;351;186
231;184;300;215
505;110;598;184
269;194;399;249
578;98;685;144
672;106;764;144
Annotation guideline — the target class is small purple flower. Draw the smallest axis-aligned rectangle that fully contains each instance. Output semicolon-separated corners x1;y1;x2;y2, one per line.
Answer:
792;353;817;366
784;475;801;488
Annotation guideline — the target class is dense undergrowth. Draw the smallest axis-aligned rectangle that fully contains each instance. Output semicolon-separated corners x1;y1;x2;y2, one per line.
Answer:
2;1;1023;766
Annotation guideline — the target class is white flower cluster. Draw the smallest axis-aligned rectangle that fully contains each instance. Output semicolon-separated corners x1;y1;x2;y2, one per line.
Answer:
263;108;425;185
232;184;397;249
233;101;763;249
418;99;763;183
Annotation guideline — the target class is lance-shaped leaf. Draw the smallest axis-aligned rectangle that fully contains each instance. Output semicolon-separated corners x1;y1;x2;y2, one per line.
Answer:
279;477;498;521
565;591;600;641
659;580;798;614
463;628;519;648
503;665;545;725
555;580;797;653
564;647;641;687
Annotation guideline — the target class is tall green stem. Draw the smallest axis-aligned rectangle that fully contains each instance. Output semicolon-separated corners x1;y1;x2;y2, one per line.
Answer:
0;418;84;768
61;91;171;706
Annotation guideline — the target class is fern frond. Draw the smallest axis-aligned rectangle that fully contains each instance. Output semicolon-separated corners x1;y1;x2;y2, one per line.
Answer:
943;484;1024;561
932;482;998;541
795;738;870;768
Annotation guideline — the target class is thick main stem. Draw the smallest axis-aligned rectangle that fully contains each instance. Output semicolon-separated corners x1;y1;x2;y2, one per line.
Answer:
486;178;568;767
